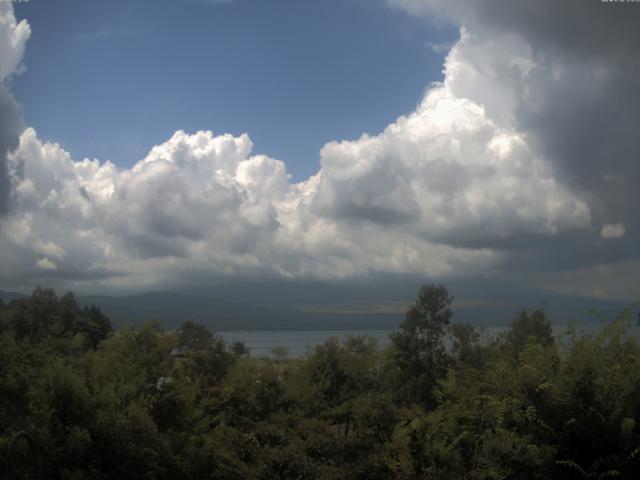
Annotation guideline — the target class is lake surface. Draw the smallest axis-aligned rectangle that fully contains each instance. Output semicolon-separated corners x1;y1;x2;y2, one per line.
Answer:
220;330;394;357
220;323;634;357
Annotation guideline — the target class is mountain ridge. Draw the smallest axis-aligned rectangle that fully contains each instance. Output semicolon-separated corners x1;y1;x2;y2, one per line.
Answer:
3;283;634;332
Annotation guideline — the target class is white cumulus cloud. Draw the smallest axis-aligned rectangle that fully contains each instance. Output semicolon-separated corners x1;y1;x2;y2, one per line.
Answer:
312;82;590;246
0;126;504;290
601;223;625;239
0;2;30;81
36;257;57;271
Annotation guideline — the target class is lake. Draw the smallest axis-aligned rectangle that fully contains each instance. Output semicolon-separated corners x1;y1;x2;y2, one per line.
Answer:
220;330;394;357
219;322;632;357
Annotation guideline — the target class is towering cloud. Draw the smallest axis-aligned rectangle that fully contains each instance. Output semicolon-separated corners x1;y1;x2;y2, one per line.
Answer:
389;0;640;270
311;82;589;246
0;127;503;289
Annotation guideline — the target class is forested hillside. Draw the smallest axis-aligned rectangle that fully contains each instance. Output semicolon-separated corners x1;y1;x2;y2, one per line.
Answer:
1;286;639;479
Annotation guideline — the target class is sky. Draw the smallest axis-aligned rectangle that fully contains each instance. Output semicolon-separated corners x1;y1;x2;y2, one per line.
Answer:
0;0;639;301
9;0;455;181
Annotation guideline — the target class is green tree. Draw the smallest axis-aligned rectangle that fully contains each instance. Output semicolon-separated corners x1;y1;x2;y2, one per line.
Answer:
389;283;453;407
231;340;250;357
501;310;553;359
176;320;213;352
269;345;290;362
450;322;486;368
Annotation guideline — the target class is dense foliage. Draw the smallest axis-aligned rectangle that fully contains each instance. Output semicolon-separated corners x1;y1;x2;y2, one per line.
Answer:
1;285;639;479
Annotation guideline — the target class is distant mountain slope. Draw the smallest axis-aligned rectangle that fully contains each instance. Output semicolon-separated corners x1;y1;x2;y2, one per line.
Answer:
0;290;27;303
180;277;632;318
78;291;400;331
78;281;635;332
180;277;633;326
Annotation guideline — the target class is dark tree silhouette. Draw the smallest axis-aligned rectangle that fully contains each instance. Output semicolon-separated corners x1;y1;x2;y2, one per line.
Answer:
390;283;453;407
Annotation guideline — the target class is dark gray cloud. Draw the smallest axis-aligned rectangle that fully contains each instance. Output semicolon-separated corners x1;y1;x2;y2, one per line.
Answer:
0;3;29;217
393;0;640;59
499;3;640;270
0;84;21;216
461;0;640;61
478;0;640;253
391;0;640;274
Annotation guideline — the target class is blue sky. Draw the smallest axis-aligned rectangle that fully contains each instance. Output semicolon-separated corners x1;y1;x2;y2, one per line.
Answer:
12;0;456;180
